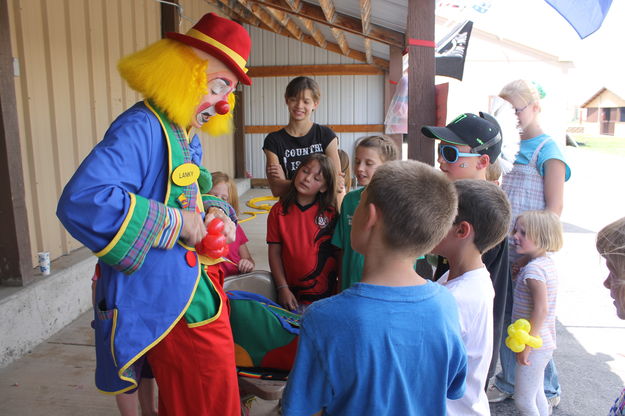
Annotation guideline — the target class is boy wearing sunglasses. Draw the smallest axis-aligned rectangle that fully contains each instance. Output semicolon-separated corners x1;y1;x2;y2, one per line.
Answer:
422;113;511;389
423;112;502;180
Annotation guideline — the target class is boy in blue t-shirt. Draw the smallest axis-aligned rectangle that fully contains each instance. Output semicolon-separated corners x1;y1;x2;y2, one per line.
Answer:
283;160;467;416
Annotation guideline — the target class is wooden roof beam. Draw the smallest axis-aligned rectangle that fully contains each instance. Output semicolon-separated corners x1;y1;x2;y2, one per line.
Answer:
248;64;385;77
207;0;387;69
317;0;350;55
265;7;304;40
250;0;404;48
299;17;327;48
250;3;284;33
359;0;371;35
207;0;263;27
283;0;301;10
359;0;373;64
277;0;327;49
330;27;350;56
239;16;388;69
363;38;373;65
232;0;291;37
318;0;337;23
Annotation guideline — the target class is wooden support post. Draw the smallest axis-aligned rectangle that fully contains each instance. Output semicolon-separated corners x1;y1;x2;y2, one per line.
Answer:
234;89;246;179
406;0;435;165
161;0;180;38
385;45;404;158
0;0;33;286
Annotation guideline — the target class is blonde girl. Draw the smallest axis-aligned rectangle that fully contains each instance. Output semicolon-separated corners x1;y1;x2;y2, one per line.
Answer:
499;80;570;219
596;217;625;415
510;210;563;416
331;135;398;291
267;153;338;311
209;172;255;276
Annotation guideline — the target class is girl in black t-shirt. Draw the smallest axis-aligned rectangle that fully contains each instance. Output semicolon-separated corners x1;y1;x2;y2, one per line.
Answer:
263;76;343;198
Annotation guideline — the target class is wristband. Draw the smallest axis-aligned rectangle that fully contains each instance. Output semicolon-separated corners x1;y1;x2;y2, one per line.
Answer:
276;284;289;290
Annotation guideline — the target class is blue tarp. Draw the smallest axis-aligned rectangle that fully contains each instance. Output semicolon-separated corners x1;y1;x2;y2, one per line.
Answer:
545;0;613;38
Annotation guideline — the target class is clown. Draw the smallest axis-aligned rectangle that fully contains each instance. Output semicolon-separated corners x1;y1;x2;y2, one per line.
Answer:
57;13;251;415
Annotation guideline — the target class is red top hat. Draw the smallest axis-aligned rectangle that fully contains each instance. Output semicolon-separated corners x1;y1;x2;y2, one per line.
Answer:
167;13;252;85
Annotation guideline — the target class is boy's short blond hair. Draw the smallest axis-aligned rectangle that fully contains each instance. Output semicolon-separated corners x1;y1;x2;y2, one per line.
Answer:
454;179;511;253
516;210;563;252
486;159;503;183
365;160;457;256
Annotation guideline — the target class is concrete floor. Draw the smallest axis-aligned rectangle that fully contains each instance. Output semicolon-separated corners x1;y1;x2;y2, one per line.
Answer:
0;187;280;416
1;147;624;415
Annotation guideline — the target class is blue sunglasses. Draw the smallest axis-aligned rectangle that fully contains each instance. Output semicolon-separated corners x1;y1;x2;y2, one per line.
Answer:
438;144;480;164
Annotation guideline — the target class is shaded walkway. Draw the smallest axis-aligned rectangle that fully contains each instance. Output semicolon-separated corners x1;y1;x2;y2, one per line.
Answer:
1;148;624;415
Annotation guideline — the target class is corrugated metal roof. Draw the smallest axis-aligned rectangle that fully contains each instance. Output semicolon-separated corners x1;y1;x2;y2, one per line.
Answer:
333;0;407;32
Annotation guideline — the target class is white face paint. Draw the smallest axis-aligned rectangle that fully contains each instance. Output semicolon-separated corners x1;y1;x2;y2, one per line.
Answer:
193;77;235;128
190;48;238;129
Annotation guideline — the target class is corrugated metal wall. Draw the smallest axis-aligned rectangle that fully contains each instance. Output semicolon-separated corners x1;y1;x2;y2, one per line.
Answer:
8;0;229;265
243;25;385;178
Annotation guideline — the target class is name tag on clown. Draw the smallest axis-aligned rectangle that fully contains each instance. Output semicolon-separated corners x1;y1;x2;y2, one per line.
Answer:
172;163;200;187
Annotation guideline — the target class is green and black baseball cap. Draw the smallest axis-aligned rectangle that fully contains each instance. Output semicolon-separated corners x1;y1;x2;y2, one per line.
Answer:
421;112;502;162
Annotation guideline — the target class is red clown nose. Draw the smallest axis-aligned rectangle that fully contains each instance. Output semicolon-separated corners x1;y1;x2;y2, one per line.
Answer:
215;100;230;115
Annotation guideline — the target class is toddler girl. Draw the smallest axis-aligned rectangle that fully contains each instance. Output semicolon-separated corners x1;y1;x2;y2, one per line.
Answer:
208;171;255;277
331;135;398;291
266;153;338;311
510;210;563;416
490;79;571;406
596;216;625;415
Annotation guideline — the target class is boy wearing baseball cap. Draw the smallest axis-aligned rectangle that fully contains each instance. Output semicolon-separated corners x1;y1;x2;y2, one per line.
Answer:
422;112;502;180
422;113;512;388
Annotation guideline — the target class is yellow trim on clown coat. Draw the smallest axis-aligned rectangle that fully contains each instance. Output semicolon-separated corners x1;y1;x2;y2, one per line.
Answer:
111;308;119;368
95;194;137;258
186;28;249;72
145;100;182;206
110;250;202;394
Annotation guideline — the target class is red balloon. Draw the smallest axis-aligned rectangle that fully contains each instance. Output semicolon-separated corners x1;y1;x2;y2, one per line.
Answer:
196;218;230;259
214;100;230;115
206;245;229;259
207;218;225;235
201;234;226;251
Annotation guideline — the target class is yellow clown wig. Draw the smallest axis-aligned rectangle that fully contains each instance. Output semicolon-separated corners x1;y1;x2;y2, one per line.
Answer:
118;39;235;136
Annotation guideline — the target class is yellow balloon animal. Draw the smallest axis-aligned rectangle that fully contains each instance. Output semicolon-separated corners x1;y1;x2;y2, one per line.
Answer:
505;319;543;353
